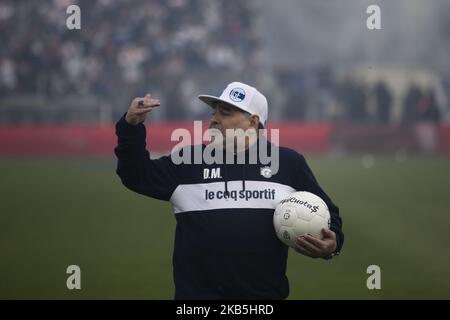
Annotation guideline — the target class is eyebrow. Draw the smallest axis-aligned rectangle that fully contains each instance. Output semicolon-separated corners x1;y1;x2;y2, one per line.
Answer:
216;104;253;119
215;103;233;112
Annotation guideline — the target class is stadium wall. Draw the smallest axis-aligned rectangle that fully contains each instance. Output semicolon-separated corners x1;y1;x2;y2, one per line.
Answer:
0;123;449;156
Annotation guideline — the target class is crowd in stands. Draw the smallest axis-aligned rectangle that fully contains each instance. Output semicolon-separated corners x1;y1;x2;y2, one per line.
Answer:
0;0;447;124
277;67;446;124
0;0;262;121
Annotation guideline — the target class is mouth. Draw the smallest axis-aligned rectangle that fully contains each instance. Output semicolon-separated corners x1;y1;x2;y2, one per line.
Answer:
209;125;223;132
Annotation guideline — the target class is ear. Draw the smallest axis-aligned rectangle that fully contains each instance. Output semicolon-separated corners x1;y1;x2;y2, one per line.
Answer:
249;114;260;129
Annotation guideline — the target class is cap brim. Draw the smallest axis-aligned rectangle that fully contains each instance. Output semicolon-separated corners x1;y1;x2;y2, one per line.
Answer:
198;95;243;111
198;94;266;127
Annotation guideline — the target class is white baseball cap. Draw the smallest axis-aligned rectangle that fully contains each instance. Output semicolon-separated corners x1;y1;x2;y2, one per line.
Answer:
198;81;268;126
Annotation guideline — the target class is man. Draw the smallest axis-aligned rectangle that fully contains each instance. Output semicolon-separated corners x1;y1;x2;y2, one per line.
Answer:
114;81;344;299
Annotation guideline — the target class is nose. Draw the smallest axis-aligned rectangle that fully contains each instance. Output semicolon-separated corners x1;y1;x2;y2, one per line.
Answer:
210;111;219;127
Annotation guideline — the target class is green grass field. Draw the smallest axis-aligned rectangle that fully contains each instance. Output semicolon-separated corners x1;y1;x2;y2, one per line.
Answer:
1;155;450;299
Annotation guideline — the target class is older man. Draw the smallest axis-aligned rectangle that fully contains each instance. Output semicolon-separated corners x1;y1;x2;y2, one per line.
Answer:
115;82;344;299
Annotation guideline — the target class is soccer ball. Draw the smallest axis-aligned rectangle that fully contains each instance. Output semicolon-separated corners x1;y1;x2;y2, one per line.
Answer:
273;191;331;248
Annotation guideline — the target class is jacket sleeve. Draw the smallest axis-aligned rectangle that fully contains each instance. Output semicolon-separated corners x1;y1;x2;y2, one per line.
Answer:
294;153;344;256
114;114;179;201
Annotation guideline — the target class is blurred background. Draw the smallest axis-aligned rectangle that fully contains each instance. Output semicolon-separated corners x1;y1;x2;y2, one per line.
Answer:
1;0;450;299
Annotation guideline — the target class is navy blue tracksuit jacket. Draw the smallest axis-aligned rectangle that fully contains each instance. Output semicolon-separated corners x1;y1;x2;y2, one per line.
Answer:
114;115;344;299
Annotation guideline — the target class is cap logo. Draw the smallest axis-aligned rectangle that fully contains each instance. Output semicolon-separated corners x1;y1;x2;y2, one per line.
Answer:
229;87;246;102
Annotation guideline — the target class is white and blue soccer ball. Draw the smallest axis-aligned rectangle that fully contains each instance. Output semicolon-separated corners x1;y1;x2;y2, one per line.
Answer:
273;191;331;248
